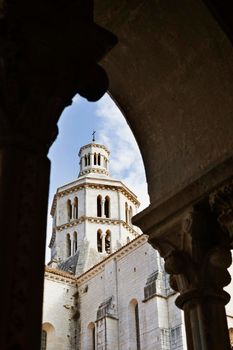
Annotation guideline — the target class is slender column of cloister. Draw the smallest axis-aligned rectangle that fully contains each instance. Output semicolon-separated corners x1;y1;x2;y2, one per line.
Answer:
0;2;117;350
135;179;233;350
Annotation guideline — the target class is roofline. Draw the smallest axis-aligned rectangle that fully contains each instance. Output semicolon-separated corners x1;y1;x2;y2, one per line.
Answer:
78;143;110;156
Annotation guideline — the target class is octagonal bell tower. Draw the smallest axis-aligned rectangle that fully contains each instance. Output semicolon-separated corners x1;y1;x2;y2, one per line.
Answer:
48;140;141;276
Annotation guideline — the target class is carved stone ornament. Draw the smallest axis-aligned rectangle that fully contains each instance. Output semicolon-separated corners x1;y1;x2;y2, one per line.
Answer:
148;202;232;310
209;179;233;245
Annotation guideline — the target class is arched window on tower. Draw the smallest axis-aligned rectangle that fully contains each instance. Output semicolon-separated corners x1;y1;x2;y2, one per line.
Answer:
85;155;88;166
105;230;111;254
40;330;47;350
98;153;101;165
94;153;97;165
67;199;72;221
97;195;102;217
73;231;77;254
66;234;71;257
125;202;128;224
104;196;110;218
129;206;133;226
97;229;102;252
74;197;78;219
88;153;91;165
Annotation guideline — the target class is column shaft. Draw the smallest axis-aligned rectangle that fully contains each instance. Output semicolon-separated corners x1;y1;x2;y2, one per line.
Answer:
0;148;50;350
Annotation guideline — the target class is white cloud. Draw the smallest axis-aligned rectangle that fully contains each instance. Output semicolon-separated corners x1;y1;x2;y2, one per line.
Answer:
95;94;150;210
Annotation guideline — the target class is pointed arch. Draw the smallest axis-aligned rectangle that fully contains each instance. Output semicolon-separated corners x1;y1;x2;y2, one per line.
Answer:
104;196;110;218
66;233;71;257
105;230;111;254
97;195;102;217
73;231;77;254
97;229;102;252
74;197;78;219
67;199;72;221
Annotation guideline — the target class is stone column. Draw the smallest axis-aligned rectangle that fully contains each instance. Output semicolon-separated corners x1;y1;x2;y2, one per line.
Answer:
134;180;233;350
102;233;106;253
102;199;105;218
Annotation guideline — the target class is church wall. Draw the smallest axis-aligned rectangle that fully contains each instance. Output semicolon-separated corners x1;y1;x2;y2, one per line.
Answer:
77;239;184;350
42;275;77;350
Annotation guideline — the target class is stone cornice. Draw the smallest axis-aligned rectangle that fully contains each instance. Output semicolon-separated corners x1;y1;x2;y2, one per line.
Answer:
44;266;77;285
77;234;148;285
79;168;109;176
78;143;110;156
51;182;140;216
56;216;140;236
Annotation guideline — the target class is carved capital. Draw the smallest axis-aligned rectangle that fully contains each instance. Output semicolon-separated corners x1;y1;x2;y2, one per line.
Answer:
210;179;233;244
149;202;232;309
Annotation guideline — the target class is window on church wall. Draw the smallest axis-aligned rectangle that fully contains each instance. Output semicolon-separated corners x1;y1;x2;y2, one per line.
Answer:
67;234;71;257
88;153;91;165
85;155;88;166
94;153;97;165
67;199;72;221
98;153;101;165
97;195;102;217
73;232;77;254
87;323;95;350
129;300;141;350
74;197;78;219
105;230;111;254
41;330;47;350
171;326;181;346
104;196;110;218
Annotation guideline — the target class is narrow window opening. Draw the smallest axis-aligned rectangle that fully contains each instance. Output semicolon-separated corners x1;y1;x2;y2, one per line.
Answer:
98;153;101;165
85;155;88;166
97;230;102;252
92;326;95;350
67;234;71;257
73;232;77;254
74;197;78;219
129;206;133;226
125;202;128;224
67;199;72;221
104;196;110;218
135;303;141;350
97;195;102;217
88;153;91;165
94;153;97;165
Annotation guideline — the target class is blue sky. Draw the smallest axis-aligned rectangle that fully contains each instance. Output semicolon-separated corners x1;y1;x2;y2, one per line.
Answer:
46;93;150;261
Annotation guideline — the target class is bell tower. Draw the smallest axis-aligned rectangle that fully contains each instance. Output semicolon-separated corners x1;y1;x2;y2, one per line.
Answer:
49;140;141;275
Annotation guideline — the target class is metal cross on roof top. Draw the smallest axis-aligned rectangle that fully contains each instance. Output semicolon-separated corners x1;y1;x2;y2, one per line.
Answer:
92;130;96;142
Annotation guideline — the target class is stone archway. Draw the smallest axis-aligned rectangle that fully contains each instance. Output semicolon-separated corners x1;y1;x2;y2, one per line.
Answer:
1;2;233;350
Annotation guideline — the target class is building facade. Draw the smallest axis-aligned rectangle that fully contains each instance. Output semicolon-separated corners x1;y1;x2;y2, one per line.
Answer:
42;141;233;349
